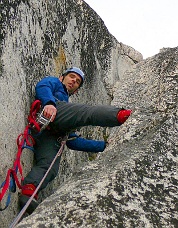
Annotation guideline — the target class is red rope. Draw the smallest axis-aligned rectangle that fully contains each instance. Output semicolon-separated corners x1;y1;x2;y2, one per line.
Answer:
0;100;42;206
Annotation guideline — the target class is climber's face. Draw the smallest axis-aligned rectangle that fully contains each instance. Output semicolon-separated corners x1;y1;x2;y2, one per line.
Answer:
60;73;82;94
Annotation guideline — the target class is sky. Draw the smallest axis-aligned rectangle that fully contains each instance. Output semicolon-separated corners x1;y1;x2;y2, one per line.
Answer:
84;0;178;59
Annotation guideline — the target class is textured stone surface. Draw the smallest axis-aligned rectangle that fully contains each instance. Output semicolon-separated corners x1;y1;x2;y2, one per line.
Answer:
0;0;141;227
16;48;178;228
2;0;178;228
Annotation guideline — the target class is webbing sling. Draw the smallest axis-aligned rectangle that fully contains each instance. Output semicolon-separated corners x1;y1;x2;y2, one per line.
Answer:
0;100;41;211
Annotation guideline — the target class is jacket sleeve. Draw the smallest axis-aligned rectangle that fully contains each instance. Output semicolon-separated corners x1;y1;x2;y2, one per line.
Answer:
66;133;106;152
35;76;58;106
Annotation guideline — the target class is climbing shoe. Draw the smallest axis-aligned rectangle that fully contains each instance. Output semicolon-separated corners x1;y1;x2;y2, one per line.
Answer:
19;194;39;214
19;184;39;214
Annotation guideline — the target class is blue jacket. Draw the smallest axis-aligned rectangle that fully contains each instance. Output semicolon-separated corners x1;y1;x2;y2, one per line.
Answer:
35;76;106;152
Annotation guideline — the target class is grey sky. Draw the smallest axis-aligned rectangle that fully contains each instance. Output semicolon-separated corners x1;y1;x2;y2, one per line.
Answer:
84;0;178;58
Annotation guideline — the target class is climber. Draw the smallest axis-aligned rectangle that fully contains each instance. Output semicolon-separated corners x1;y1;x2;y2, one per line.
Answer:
19;67;132;214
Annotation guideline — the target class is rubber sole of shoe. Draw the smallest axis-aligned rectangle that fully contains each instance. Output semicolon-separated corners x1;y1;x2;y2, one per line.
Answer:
19;195;39;214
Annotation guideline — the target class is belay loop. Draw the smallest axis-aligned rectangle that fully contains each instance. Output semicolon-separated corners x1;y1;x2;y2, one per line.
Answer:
0;100;42;211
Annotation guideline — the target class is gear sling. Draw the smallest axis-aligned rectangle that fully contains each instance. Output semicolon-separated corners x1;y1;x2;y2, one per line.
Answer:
0;100;59;211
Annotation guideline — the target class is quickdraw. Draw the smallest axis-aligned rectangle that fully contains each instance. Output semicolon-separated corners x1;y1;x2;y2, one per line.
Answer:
0;100;47;211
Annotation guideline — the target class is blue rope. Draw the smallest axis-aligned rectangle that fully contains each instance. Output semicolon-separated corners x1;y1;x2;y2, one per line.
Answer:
0;175;16;211
0;139;34;211
22;145;35;152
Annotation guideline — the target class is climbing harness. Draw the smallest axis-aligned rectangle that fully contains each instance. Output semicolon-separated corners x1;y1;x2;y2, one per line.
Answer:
0;100;52;211
10;136;67;228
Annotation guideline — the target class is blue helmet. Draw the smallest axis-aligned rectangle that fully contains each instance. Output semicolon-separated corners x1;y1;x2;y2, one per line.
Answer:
63;67;85;86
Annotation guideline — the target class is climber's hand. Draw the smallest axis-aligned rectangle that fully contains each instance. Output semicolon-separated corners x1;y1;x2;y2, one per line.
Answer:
43;105;57;122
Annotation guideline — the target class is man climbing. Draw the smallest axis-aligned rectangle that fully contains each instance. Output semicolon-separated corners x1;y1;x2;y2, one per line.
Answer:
19;67;132;214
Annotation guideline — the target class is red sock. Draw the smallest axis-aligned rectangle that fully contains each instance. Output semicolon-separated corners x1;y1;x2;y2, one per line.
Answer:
117;109;132;124
21;184;38;200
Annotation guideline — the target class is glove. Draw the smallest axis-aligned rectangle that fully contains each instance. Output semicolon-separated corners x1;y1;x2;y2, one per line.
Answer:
117;109;132;124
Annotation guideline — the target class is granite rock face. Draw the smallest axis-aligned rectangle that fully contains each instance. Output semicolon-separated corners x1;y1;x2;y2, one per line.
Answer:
16;48;178;228
0;0;141;226
1;0;177;228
